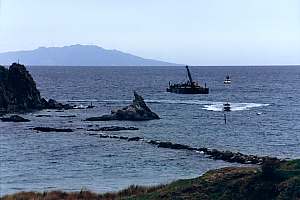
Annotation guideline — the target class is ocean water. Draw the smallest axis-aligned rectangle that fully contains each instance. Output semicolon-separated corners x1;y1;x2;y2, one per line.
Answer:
1;66;300;195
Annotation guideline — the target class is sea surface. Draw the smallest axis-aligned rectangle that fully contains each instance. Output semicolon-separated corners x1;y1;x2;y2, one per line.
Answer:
1;66;300;195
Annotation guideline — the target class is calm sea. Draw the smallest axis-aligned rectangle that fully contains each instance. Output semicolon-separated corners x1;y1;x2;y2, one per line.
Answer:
1;66;299;195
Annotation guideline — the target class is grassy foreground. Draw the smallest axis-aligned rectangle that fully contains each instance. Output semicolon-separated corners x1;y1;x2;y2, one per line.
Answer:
2;159;300;200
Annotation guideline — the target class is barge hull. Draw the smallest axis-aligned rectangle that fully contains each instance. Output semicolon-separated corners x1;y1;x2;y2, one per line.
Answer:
166;87;209;94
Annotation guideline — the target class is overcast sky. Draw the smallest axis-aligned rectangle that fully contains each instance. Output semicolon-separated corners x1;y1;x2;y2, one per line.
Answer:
0;0;299;65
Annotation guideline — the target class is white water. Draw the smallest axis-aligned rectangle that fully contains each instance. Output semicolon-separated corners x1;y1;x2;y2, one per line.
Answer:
202;102;270;112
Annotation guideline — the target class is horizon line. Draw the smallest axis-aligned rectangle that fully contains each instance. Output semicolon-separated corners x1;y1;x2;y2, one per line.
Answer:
2;64;300;67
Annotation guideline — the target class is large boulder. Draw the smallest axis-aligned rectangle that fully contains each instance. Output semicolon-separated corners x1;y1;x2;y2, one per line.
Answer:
86;92;159;121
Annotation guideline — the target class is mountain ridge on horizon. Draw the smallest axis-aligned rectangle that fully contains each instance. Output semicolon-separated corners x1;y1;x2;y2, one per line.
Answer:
0;44;179;66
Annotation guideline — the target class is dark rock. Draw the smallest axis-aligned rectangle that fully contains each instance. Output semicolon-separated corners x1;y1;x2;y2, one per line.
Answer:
157;142;191;150
85;115;112;121
88;133;98;136
99;134;109;138
59;115;76;118
0;63;74;114
87;126;138;132
35;114;52;117
128;136;142;141
86;92;159;121
87;130;282;165
0;63;44;112
32;127;73;132
44;99;73;110
0;115;30;122
46;99;63;109
147;140;160;145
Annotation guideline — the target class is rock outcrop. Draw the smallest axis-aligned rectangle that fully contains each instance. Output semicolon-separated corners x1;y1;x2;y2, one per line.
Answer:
0;63;72;114
32;127;73;132
86;92;159;121
88;132;281;165
43;98;73;110
0;63;44;112
0;115;30;122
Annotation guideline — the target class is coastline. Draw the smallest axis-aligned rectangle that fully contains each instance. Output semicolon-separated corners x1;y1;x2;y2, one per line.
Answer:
2;159;299;200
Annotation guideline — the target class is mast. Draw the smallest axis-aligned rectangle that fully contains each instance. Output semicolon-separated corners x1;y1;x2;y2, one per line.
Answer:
186;65;194;86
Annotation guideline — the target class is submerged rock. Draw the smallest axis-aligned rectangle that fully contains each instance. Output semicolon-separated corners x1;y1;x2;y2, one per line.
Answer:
90;132;281;165
157;141;192;150
43;99;73;110
35;114;52;117
87;126;138;131
32;127;73;132
127;136;142;141
86;92;159;121
59;115;76;118
0;115;30;122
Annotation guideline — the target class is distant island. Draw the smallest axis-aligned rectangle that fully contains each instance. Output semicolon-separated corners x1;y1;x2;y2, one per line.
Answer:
0;44;178;66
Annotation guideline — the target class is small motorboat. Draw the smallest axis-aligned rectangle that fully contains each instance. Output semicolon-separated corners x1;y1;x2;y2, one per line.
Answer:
223;102;231;112
224;75;231;84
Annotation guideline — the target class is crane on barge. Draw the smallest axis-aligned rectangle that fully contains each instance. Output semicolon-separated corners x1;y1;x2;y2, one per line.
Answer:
167;66;209;94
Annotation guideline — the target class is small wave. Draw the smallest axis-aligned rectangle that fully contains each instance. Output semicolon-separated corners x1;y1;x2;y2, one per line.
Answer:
66;99;98;102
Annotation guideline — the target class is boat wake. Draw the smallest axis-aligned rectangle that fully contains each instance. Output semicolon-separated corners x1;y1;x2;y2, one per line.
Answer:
148;100;269;112
202;102;269;112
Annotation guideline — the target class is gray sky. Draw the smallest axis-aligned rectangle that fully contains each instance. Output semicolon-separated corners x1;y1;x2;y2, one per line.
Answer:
0;0;299;65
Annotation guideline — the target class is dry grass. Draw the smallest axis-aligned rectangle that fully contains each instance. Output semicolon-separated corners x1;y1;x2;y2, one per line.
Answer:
1;184;165;200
